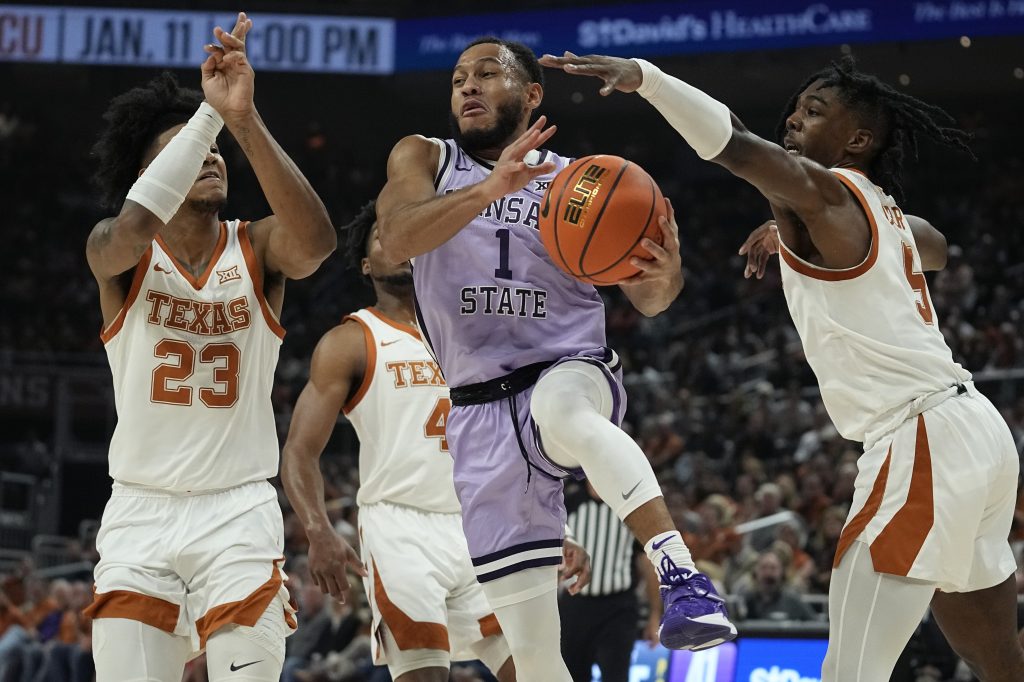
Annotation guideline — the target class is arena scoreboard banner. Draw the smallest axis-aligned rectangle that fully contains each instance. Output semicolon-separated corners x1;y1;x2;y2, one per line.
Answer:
0;5;394;73
1;1;1023;73
397;0;1024;70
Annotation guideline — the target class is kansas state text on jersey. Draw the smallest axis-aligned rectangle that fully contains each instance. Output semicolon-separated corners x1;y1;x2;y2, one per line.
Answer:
413;139;609;387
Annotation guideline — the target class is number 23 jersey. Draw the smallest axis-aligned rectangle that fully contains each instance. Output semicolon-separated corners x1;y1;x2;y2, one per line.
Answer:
778;168;970;443
102;220;283;492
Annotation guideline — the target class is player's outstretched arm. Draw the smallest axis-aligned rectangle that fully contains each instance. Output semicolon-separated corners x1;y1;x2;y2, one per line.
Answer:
376;119;557;264
202;13;334;280
906;215;948;271
541;53;865;268
281;322;368;601
617;197;684;316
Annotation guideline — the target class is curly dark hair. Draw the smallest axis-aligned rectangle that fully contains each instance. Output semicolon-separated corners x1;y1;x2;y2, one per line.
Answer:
465;36;544;87
341;199;377;279
776;55;974;204
92;72;204;211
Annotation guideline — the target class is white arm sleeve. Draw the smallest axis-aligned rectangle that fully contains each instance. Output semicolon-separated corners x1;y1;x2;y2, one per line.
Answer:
633;59;733;161
125;102;224;223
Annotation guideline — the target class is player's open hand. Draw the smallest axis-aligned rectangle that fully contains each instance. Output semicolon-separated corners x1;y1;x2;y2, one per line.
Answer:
560;538;592;595
539;52;643;96
482;116;557;201
306;527;367;603
201;12;255;123
738;220;780;279
618;197;682;288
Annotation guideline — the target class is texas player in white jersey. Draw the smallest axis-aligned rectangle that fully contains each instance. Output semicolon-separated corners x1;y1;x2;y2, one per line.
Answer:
281;201;591;682
546;53;1024;681
83;15;335;682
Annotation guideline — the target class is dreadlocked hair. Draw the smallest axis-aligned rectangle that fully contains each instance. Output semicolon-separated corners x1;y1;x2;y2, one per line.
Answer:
342;200;378;280
92;72;204;211
775;55;974;204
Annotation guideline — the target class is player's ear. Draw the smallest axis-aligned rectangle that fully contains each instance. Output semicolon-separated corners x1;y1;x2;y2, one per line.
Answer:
361;257;371;277
525;82;543;110
847;127;873;156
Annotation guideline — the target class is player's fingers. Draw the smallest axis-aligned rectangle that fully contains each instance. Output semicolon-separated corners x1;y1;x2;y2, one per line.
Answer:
630;254;658;271
201;54;217;77
738;221;775;255
658;216;679;249
639;237;668;261
534;123;557;148
347;550;369;577
599;75;622;96
664;197;676;226
527;161;557;179
203;43;226;56
327;571;349;602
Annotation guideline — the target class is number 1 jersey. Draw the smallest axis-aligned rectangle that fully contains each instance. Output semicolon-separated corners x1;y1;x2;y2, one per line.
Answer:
413;139;609;388
101;220;283;492
778;168;970;443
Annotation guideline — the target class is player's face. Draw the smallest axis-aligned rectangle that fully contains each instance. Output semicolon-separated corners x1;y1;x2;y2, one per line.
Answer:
782;81;861;168
450;43;533;147
364;225;413;287
142;124;229;207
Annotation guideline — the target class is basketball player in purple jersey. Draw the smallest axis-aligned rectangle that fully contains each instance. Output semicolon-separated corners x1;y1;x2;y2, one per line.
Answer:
376;38;735;678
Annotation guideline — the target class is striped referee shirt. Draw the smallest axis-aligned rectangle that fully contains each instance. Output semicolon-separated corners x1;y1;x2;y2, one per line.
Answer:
566;485;637;597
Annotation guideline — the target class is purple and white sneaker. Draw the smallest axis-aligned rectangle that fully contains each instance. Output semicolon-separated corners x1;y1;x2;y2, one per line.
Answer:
658;563;737;651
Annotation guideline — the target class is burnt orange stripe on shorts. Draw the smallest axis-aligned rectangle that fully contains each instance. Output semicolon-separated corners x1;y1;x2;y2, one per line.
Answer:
478;613;502;638
834;446;892;568
869;414;935;576
82;588;179;633
195;559;288;648
372;557;449;651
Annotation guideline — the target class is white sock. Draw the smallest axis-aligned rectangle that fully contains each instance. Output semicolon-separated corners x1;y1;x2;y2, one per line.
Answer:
645;531;696;580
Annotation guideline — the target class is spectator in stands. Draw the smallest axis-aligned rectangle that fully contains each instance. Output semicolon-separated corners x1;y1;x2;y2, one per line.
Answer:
741;550;815;622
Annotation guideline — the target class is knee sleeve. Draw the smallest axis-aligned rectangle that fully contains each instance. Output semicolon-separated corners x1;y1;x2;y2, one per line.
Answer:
205;603;287;682
822;541;936;682
486;574;571;682
92;617;191;682
532;362;662;519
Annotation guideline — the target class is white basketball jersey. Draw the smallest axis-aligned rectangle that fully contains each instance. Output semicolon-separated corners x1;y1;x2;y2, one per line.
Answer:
102;220;283;491
779;168;971;442
344;308;460;514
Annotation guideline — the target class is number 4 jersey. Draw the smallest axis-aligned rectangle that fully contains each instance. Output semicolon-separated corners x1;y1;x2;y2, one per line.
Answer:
342;308;461;514
778;168;971;443
101;220;283;492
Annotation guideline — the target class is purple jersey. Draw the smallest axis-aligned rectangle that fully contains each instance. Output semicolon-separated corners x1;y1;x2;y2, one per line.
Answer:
413;138;608;387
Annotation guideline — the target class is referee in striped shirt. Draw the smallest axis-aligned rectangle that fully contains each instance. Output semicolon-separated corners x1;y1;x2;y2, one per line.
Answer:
560;481;662;682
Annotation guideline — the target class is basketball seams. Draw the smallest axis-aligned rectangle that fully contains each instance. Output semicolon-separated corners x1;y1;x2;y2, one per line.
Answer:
550;156;591;276
577;160;631;279
583;173;661;281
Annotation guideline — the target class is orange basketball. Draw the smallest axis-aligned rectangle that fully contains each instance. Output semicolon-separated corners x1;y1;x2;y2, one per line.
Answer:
539;155;667;285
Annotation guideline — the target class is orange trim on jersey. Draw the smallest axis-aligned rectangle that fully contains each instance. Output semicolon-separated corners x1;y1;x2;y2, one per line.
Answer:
479;613;502;638
834;447;892;568
371;557;449;651
100;247;154;344
779;170;880;282
82;588;179;633
238;221;286;340
195;559;289;648
342;315;376;415
869;415;935;576
367;306;422;341
155;222;227;290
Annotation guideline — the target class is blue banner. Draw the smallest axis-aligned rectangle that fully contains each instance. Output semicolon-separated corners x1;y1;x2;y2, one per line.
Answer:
2;2;1022;73
396;0;1024;71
